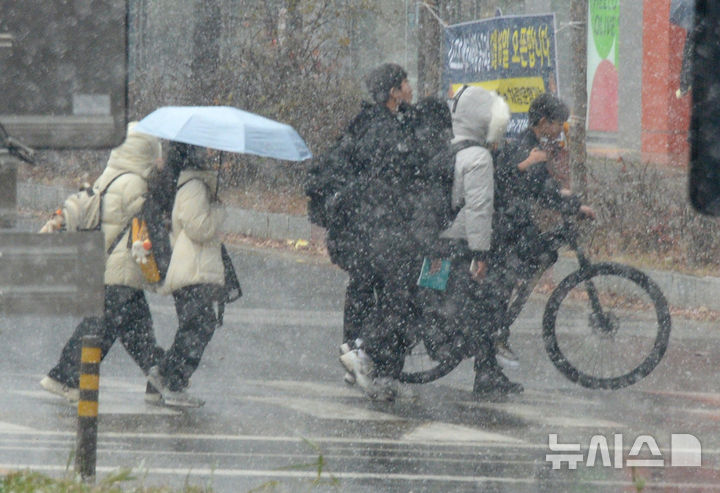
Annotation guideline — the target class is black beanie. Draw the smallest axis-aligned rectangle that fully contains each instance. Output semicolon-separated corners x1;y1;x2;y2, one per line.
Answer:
365;63;408;105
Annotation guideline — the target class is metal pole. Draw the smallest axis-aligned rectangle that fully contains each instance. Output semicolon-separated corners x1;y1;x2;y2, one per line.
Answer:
75;335;101;483
0;150;18;229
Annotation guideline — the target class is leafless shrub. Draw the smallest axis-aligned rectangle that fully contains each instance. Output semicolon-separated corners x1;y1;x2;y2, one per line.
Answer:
585;157;720;269
128;1;375;193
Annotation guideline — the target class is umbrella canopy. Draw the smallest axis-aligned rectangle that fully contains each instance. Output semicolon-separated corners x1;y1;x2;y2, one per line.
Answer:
670;0;695;30
134;106;312;161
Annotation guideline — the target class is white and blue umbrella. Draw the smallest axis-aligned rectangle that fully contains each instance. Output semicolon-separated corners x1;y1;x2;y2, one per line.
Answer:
134;106;312;161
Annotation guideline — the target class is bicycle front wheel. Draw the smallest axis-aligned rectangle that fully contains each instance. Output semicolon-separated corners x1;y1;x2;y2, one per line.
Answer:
543;262;671;390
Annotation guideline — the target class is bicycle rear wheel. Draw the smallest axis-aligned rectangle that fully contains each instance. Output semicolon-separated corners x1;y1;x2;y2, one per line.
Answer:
398;307;463;384
543;262;671;389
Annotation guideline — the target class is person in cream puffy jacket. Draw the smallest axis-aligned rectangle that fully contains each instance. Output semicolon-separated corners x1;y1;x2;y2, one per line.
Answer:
439;85;524;397
147;142;225;408
40;123;166;403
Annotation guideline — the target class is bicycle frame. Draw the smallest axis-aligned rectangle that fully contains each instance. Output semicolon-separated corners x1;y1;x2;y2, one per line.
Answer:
401;214;671;388
502;217;612;335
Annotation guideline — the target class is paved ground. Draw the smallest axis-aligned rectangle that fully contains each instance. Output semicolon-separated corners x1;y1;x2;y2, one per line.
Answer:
2;244;720;491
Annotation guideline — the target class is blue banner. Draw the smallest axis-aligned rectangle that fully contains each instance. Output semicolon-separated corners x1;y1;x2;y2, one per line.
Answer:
444;14;559;135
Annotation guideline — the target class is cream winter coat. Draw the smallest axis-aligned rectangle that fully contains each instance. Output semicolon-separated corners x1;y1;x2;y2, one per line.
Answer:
161;169;225;293
98;124;162;287
440;87;510;253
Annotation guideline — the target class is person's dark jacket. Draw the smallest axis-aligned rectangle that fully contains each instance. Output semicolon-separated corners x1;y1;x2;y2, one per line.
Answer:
492;128;580;257
324;102;378;269
327;102;420;264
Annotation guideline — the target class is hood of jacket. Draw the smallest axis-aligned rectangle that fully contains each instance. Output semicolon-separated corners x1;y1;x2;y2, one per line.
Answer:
177;168;219;199
96;123;162;189
451;86;510;146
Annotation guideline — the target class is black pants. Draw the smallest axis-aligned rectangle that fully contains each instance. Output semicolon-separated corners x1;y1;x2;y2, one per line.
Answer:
360;240;421;379
327;228;377;346
490;233;559;343
48;286;164;388
442;254;497;366
158;284;218;391
343;267;378;345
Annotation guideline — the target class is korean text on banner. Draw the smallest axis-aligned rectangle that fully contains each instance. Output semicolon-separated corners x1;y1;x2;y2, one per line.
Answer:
444;14;559;136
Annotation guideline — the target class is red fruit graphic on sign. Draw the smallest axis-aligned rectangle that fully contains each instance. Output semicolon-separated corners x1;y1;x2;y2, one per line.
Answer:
588;59;619;132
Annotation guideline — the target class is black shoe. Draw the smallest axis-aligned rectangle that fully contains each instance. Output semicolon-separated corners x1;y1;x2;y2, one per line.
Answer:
473;366;524;396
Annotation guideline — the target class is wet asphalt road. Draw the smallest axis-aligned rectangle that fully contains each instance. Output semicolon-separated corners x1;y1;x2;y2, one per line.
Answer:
2;244;720;492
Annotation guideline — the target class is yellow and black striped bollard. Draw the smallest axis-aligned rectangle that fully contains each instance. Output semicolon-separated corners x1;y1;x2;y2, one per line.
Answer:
75;334;101;483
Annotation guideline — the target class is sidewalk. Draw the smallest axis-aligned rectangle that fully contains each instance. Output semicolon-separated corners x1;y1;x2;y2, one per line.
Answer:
16;181;720;312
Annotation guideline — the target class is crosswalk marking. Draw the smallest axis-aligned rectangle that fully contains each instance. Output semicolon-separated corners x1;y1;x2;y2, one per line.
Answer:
14;390;180;415
468;402;626;428
246;396;404;421
0;421;34;433
250;380;626;430
17;376;632;428
250;379;358;397
402;422;524;444
642;390;720;406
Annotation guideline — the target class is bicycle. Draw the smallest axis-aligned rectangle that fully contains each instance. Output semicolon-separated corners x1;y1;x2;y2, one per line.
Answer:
399;213;672;390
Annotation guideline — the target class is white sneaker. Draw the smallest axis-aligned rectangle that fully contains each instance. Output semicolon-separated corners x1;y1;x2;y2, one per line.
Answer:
343;372;356;385
339;343;356;385
147;366;204;408
40;376;79;402
495;342;520;369
161;389;205;408
339;349;395;401
372;376;401;401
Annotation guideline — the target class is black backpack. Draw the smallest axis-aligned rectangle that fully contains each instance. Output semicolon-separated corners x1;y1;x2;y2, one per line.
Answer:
304;132;357;229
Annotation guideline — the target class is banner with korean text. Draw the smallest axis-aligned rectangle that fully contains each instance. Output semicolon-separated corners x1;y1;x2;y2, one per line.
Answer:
443;14;559;136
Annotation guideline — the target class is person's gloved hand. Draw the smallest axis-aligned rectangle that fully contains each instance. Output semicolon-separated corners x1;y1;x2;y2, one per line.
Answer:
131;239;152;264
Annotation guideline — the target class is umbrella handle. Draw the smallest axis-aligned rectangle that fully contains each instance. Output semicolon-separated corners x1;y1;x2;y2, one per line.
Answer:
215;154;221;201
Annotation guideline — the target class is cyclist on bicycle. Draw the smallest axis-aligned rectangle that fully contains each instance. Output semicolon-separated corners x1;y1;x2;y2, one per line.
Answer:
491;93;595;366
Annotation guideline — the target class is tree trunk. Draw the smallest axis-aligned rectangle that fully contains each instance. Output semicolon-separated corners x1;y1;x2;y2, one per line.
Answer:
190;0;221;105
417;0;442;98
569;0;588;198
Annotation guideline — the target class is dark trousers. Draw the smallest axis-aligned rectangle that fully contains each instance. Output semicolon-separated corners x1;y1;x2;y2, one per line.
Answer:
328;228;377;346
443;255;497;367
343;268;378;345
360;245;421;379
490;232;559;343
48;286;164;388
158;284;218;391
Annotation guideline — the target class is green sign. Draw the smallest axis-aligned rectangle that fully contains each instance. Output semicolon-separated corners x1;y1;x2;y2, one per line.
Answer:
590;0;619;62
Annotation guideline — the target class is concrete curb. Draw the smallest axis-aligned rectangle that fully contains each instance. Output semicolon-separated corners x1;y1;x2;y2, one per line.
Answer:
17;181;720;312
553;258;720;312
18;182;317;243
